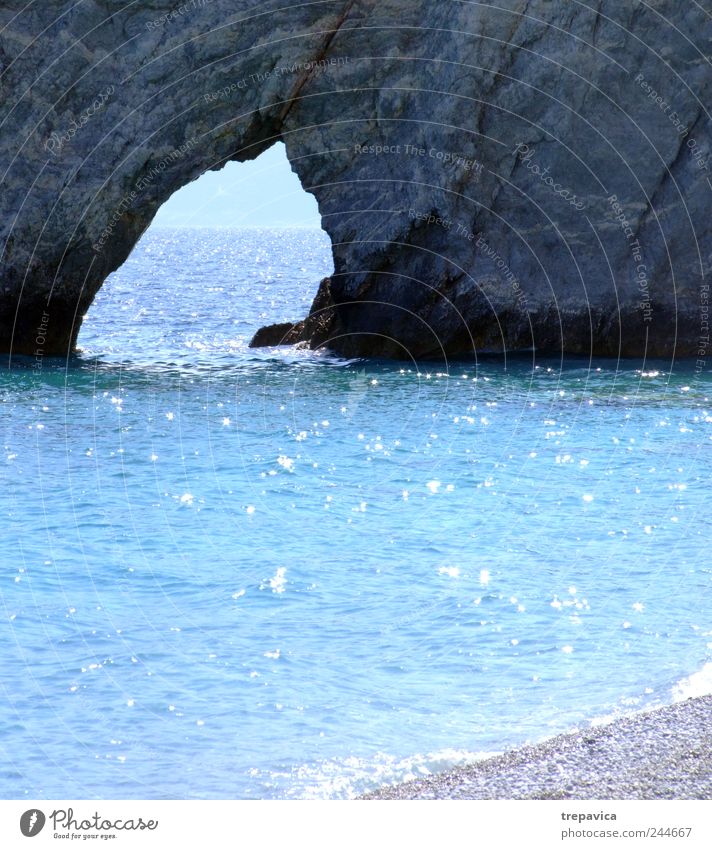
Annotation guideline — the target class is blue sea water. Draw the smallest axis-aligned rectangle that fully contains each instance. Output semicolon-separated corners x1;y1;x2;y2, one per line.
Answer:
1;227;711;799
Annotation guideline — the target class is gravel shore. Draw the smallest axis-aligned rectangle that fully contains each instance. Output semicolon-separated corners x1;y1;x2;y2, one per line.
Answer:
364;695;712;800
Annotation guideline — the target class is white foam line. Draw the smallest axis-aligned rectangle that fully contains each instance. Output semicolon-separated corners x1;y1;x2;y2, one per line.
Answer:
672;662;712;702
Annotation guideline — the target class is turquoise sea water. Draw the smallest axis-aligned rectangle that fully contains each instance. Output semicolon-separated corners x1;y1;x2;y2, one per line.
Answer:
1;228;711;799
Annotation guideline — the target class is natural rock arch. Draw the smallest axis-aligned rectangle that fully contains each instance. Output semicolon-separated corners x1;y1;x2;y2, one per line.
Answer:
1;0;710;362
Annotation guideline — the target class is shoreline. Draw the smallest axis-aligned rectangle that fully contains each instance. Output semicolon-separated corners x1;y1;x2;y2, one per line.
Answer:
363;695;712;800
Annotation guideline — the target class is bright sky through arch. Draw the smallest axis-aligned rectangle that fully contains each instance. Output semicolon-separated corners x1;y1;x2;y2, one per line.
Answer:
152;141;322;228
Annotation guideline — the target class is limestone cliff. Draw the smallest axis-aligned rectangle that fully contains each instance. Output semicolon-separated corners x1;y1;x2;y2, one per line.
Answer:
1;1;710;362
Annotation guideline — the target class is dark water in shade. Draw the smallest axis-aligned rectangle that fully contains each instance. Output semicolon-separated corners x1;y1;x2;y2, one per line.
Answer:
1;227;710;798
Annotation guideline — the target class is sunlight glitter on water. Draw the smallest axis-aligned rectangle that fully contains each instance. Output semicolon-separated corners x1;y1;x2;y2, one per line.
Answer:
1;228;710;799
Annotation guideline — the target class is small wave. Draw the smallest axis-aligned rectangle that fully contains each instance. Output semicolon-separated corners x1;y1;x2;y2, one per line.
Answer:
672;663;712;702
269;747;492;799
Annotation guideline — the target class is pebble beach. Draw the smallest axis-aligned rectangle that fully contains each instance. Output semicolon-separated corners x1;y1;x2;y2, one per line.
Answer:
365;695;712;800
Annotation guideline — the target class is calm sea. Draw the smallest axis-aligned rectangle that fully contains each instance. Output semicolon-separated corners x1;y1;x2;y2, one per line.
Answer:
1;228;710;799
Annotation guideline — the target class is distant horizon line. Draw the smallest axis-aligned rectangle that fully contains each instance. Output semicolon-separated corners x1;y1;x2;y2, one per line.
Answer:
148;223;325;229
147;223;326;230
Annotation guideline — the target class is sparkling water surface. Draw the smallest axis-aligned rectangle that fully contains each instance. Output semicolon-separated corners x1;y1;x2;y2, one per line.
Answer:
1;228;711;799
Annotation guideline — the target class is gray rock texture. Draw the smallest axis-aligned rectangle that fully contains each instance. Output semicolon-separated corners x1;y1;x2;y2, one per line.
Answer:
1;1;711;361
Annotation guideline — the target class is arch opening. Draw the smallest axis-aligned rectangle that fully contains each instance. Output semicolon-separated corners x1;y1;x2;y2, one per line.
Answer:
77;143;334;363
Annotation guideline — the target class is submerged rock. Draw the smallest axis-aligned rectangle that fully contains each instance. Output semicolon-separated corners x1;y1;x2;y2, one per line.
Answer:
1;1;710;363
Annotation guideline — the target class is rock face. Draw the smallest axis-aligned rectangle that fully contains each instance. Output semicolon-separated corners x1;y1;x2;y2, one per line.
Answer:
1;1;710;363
